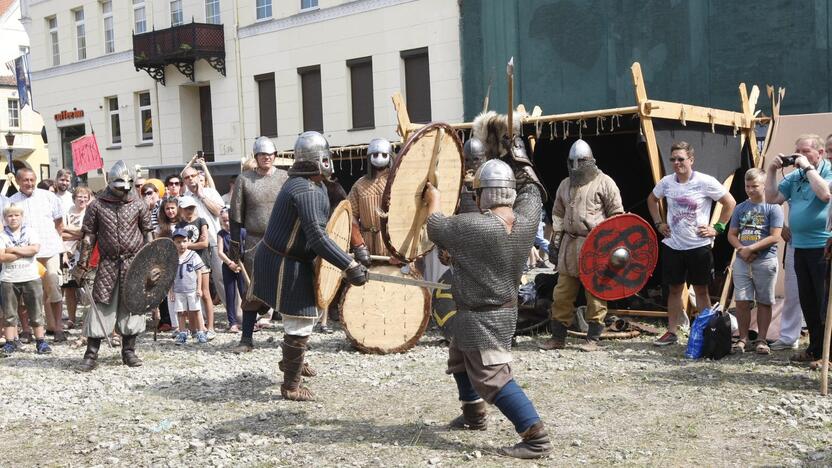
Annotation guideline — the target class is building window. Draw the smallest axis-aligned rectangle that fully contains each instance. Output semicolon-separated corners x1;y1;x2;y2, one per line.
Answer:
347;57;374;129
138;92;153;142
134;0;147;33
47;17;59;66
170;0;184;26
401;47;431;123
74;9;86;60
255;73;277;137
19;45;29;56
256;0;271;20
205;0;220;24
8;99;19;128
102;1;115;53
298;65;323;132
301;0;318;10
107;97;121;145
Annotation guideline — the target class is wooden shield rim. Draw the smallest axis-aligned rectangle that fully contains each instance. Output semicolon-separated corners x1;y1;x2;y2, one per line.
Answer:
578;213;658;301
338;267;432;354
380;122;464;263
314;200;352;309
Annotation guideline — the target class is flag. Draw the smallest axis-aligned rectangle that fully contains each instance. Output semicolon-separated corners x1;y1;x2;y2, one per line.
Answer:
14;54;32;109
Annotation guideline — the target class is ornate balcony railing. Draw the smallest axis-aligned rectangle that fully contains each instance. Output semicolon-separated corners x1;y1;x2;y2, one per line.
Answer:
133;21;226;85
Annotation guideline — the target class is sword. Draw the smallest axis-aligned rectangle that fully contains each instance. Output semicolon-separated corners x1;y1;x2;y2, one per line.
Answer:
79;281;113;348
350;271;451;290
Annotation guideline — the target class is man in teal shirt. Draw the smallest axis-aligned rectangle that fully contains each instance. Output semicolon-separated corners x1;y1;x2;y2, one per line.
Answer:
766;134;832;367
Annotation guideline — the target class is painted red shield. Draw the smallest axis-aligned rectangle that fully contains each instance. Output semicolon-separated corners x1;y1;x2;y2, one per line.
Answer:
579;213;658;301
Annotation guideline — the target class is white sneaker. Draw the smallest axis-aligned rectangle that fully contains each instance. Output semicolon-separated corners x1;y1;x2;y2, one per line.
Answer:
769;339;798;351
206;330;216;341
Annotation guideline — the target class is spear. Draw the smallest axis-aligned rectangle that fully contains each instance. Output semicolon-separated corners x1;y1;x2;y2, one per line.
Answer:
507;57;515;138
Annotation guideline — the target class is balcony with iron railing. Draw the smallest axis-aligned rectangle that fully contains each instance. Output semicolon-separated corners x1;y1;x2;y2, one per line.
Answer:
133;21;226;85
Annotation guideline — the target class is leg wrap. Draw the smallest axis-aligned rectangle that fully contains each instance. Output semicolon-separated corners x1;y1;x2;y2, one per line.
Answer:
280;334;314;401
493;379;540;433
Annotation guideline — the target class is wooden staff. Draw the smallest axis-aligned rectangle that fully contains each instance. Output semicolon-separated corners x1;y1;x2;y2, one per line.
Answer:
821;263;832;395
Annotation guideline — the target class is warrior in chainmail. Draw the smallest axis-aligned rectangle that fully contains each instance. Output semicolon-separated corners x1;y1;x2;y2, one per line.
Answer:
348;138;395;264
541;139;623;352
73;160;154;372
458;137;486;214
250;131;368;401
425;143;552;459
229;136;289;353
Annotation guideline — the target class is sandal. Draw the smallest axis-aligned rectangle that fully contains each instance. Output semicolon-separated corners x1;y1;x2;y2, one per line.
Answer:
732;339;746;354
755;340;771;355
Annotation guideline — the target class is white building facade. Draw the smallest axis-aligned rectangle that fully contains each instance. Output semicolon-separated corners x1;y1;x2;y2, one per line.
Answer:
23;0;463;184
1;0;48;183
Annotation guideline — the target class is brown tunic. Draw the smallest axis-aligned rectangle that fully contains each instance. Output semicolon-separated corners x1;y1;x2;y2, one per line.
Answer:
551;171;623;277
82;189;152;304
347;170;389;256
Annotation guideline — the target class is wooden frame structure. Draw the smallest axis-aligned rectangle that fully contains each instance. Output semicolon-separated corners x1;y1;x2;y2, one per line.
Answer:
391;62;768;318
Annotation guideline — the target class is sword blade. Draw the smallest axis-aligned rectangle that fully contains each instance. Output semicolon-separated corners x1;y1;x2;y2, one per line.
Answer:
364;272;450;290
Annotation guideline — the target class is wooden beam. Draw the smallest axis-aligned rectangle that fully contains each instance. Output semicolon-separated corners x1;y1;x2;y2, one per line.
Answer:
640;99;752;130
391;92;412;141
610;309;668;318
630;63;663;187
524;106;639;124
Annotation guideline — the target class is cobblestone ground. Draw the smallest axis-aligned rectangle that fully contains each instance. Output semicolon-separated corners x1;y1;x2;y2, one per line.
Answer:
1;308;831;467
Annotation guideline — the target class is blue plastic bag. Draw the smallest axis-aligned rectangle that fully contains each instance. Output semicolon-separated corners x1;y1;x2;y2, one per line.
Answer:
684;303;720;359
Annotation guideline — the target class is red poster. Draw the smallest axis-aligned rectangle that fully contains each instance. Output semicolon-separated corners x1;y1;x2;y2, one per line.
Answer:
71;135;103;175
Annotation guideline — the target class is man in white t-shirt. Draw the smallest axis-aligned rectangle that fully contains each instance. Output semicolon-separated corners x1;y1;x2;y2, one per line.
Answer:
647;141;736;346
54;169;74;216
9;168;66;341
182;164;225;331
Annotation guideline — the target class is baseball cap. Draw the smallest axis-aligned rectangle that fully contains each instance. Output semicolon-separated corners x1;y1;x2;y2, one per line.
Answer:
178;196;197;208
172;228;189;239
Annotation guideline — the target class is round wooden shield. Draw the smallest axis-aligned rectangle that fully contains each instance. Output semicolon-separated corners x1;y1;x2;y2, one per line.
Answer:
340;265;431;354
381;123;464;263
314;200;352;309
578;213;658;301
122;238;178;315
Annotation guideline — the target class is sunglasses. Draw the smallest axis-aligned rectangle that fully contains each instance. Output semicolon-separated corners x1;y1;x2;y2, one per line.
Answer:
167;181;181;186
669;157;689;163
143;191;155;196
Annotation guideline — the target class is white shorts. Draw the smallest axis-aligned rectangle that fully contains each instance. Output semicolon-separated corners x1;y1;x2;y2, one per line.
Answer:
174;292;200;312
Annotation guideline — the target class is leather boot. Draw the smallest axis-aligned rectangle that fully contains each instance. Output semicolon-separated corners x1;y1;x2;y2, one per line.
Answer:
121;334;143;367
539;321;568;350
280;335;314;401
578;322;604;352
448;400;488;430
232;337;254;354
279;359;317;377
79;338;101;372
501;421;553;459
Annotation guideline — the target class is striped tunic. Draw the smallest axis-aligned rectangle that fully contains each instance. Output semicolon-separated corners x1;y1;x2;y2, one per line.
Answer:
251;176;353;317
347;171;389;256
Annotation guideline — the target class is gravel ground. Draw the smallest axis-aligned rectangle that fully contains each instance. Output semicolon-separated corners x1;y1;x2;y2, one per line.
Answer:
2;311;831;467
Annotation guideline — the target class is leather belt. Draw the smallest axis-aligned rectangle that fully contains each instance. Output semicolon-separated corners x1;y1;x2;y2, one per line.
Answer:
262;240;312;264
360;226;380;233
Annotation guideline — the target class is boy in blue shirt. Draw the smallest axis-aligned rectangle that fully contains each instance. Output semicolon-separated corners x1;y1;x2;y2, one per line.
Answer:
729;168;784;354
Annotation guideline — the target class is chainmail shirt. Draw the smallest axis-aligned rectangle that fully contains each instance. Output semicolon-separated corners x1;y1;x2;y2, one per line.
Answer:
427;183;542;350
229;168;288;273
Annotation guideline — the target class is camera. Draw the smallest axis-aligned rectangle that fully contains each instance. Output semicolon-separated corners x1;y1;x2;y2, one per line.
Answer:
779;154;798;166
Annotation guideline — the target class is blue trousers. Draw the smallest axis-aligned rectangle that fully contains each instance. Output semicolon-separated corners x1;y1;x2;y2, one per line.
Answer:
222;264;246;326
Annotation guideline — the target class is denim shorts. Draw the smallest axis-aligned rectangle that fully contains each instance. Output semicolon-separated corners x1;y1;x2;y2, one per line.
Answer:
732;256;778;305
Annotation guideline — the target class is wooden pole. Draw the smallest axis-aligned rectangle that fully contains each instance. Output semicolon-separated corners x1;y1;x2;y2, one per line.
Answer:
821;264;832;395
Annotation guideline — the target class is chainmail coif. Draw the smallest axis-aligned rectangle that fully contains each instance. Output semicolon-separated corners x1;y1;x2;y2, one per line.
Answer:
427;183;542;350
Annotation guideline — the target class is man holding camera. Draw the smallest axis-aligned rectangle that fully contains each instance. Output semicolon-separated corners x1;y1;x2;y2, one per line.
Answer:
766;134;832;367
